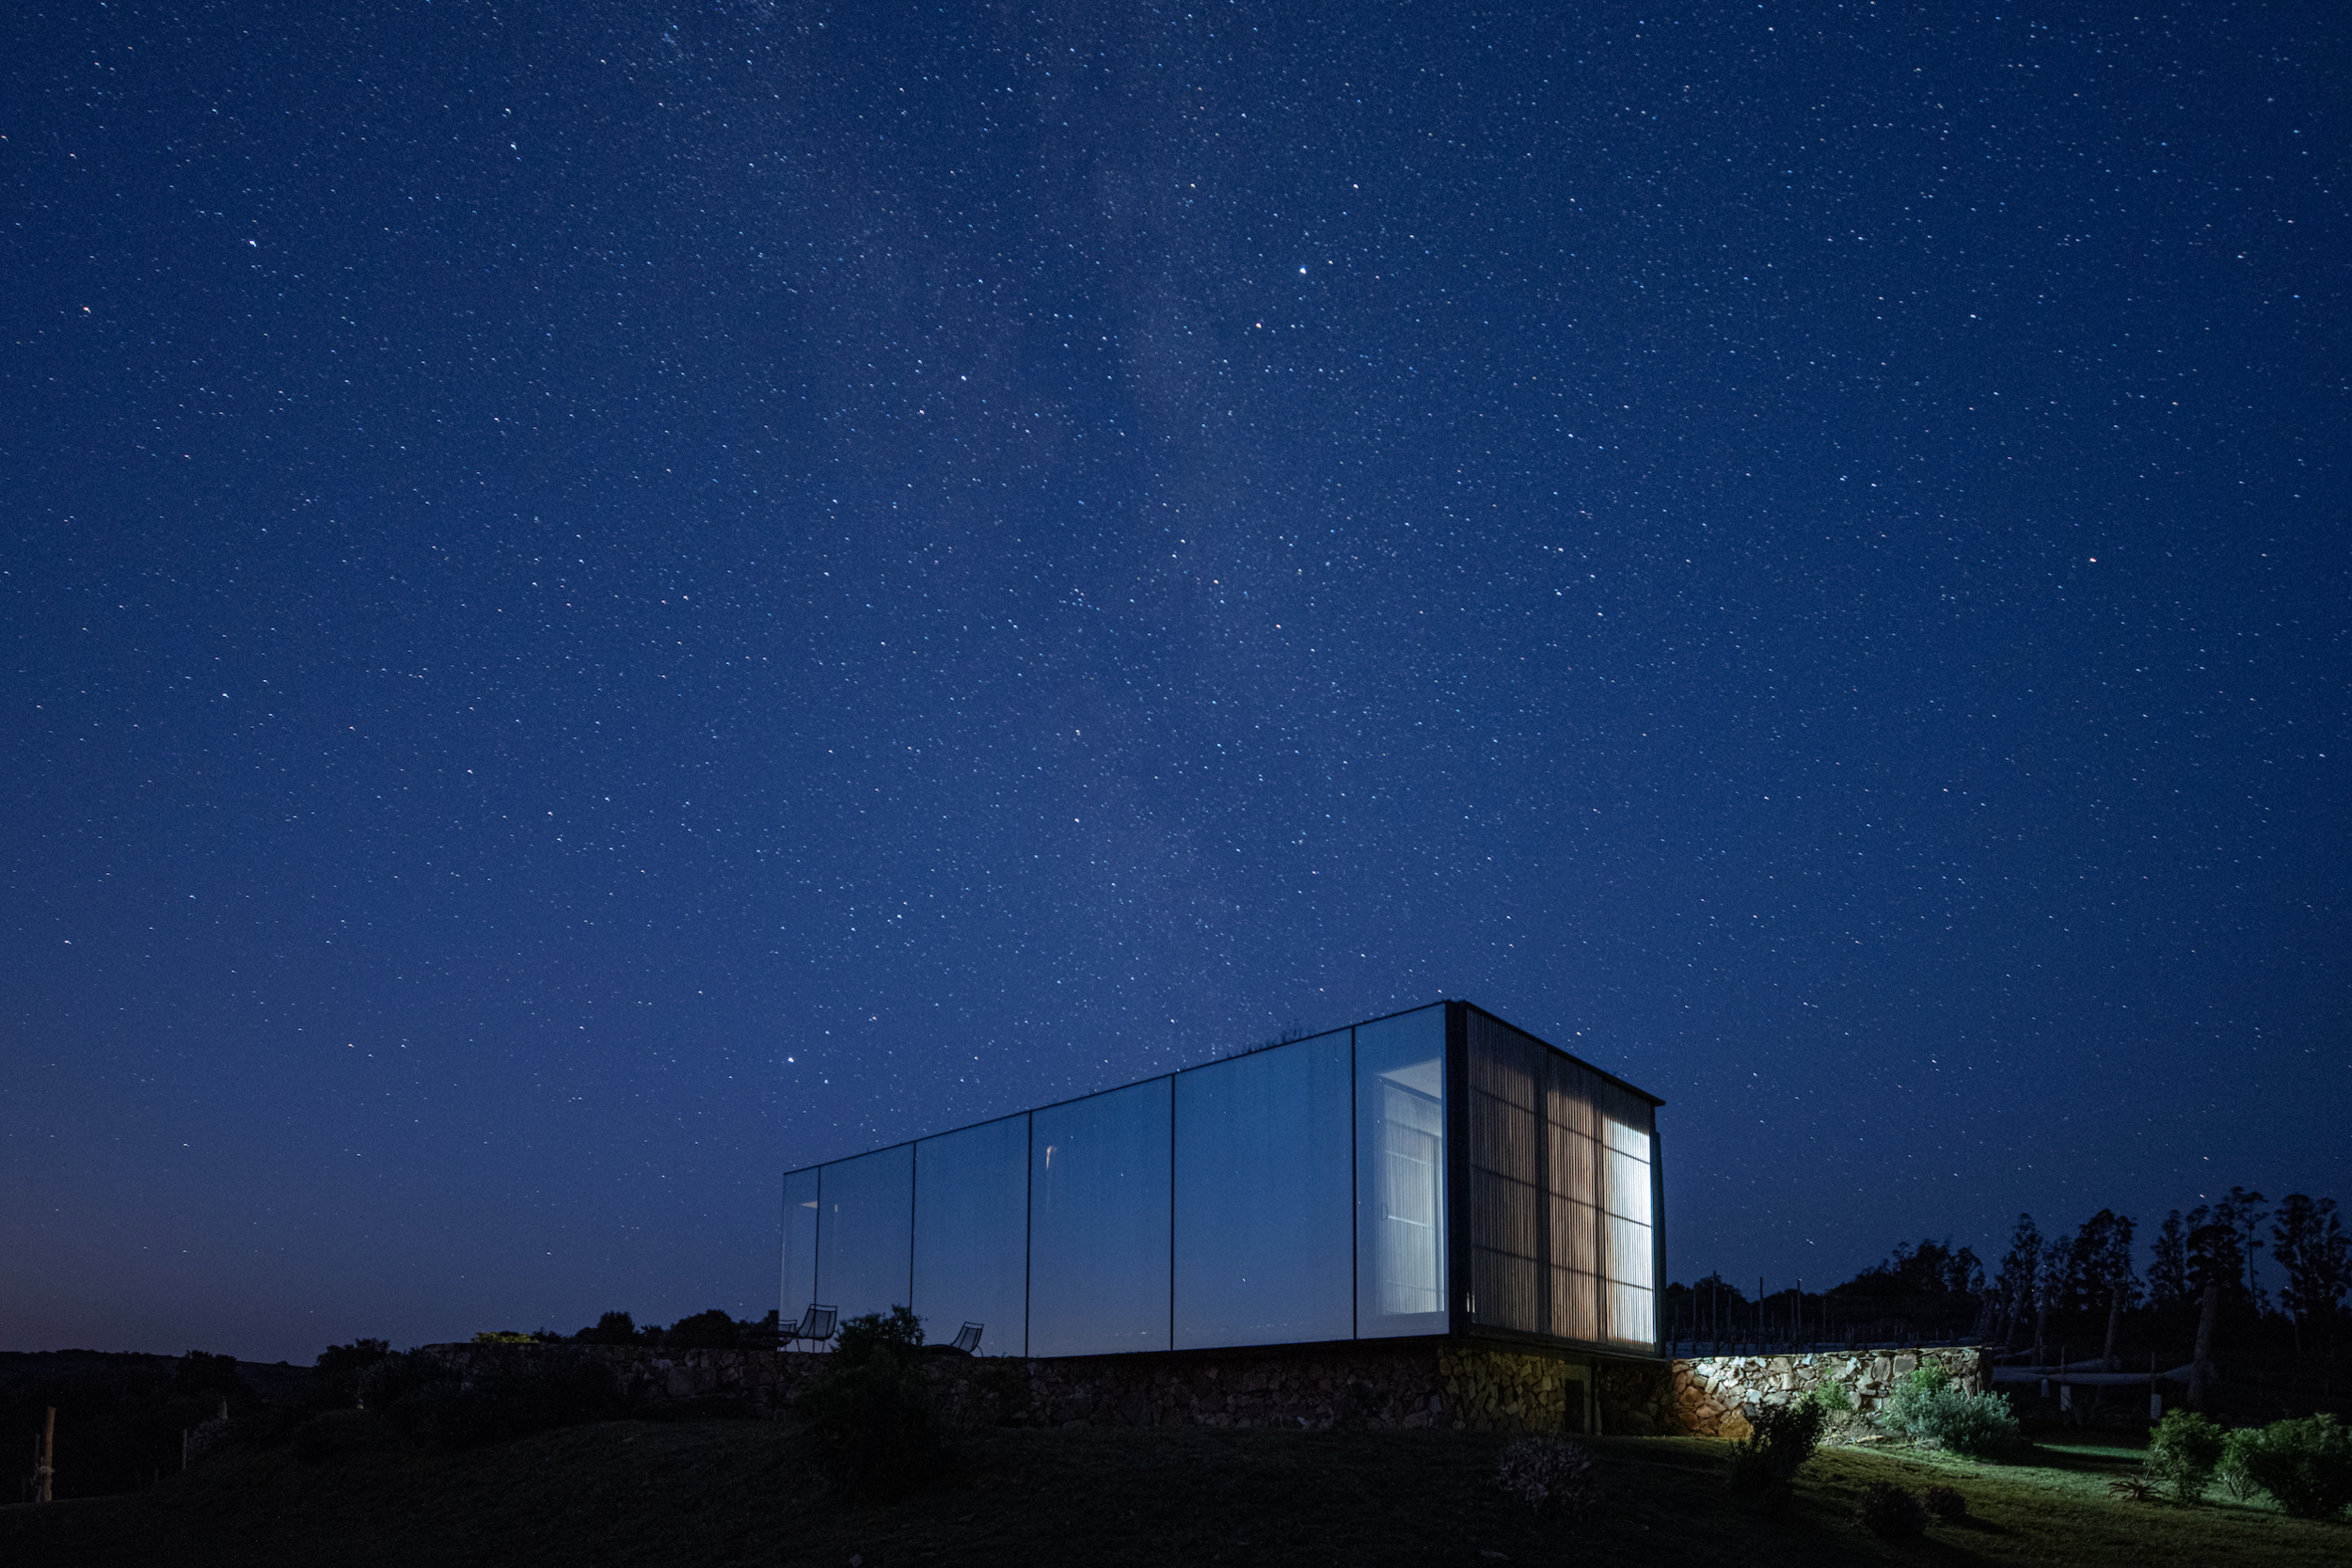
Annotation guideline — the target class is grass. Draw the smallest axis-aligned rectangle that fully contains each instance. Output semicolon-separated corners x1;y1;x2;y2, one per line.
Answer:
2;1418;2344;1567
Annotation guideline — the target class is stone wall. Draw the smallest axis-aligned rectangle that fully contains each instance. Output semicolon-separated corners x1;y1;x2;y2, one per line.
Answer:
420;1342;819;1418
419;1338;1987;1441
420;1338;1602;1434
1667;1346;1987;1441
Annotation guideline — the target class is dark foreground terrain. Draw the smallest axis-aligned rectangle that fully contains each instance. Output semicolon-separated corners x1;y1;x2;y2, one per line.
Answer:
4;1419;2343;1568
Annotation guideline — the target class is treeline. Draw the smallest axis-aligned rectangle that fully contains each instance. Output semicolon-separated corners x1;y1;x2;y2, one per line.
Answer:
5;1307;778;1501
1671;1187;2352;1381
3;1350;296;1502
470;1307;782;1351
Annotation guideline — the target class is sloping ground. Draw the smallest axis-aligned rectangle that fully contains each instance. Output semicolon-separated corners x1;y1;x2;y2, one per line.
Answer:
2;1420;2341;1568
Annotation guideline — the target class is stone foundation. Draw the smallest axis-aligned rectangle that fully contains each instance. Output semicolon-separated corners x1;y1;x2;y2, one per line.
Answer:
420;1338;1615;1434
421;1338;1983;1439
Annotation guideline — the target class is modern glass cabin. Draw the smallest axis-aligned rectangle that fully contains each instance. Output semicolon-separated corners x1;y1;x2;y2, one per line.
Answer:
779;1000;1665;1361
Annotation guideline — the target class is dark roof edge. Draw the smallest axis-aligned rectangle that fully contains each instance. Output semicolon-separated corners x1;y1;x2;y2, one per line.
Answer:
783;997;1662;1178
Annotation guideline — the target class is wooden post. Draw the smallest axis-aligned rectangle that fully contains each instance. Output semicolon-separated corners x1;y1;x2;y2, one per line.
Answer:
35;1407;54;1504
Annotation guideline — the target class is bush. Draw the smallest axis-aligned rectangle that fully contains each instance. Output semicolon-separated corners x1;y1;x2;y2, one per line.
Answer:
572;1311;644;1346
661;1308;741;1350
310;1338;389;1411
1497;1435;1601;1519
1855;1481;1928;1539
1921;1483;1969;1521
2217;1426;2261;1502
2233;1415;2352;1522
2145;1410;2227;1503
1808;1382;1854;1418
1727;1399;1829;1516
800;1307;950;1497
1876;1367;2022;1460
358;1347;625;1451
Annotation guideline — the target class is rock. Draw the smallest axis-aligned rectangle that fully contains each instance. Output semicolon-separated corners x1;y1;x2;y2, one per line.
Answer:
1717;1409;1754;1442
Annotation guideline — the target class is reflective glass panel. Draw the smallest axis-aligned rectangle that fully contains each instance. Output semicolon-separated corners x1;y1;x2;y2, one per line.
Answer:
1173;1032;1352;1349
1356;1005;1449;1337
1598;1088;1657;1347
817;1144;914;1325
912;1114;1030;1356
1029;1078;1171;1356
781;1167;821;1325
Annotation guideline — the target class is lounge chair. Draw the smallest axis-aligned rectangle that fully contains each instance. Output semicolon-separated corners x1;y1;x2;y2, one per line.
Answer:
782;1304;837;1352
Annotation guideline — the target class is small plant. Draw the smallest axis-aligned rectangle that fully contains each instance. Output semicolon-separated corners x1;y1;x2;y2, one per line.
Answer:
1808;1382;1854;1418
1727;1399;1829;1516
2217;1426;2261;1502
1875;1366;2023;1460
1921;1483;1969;1520
2107;1476;2154;1502
1496;1435;1601;1519
2232;1414;2352;1522
2145;1409;2226;1503
1855;1480;1929;1539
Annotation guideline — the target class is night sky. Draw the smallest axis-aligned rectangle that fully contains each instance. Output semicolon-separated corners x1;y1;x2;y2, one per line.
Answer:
5;1;2344;1365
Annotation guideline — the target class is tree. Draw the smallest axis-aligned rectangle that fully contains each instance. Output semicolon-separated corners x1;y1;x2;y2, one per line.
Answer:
572;1311;644;1346
2185;1205;2248;1301
662;1308;741;1350
2149;1211;2190;1309
313;1338;389;1409
2200;1187;2269;1307
2068;1211;2137;1369
2272;1196;2351;1354
1994;1214;2042;1351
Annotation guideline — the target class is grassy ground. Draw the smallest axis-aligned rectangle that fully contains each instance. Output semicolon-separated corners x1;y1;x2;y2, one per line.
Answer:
2;1419;2343;1568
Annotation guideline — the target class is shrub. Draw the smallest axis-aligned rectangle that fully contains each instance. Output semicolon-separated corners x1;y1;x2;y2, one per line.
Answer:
430;1350;626;1450
1876;1368;2022;1460
1727;1399;1829;1516
1496;1435;1601;1519
172;1351;246;1398
310;1338;390;1411
1921;1483;1969;1521
1855;1481;1929;1539
2233;1415;2352;1522
800;1307;950;1497
2145;1409;2227;1503
359;1347;625;1451
2217;1426;2261;1502
1808;1382;1854;1418
661;1308;741;1350
572;1311;644;1346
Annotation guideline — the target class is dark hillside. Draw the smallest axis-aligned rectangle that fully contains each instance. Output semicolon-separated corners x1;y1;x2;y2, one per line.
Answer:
5;1419;2345;1568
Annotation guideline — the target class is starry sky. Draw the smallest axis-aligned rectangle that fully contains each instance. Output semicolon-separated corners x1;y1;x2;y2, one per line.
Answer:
5;1;2344;1364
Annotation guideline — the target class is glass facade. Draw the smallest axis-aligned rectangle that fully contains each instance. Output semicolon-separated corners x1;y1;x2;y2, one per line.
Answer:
1173;1028;1354;1349
1030;1078;1172;1356
780;1001;1661;1359
816;1144;914;1325
911;1114;1030;1357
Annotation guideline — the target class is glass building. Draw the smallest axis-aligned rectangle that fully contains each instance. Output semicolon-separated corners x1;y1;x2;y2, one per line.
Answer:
780;1000;1664;1360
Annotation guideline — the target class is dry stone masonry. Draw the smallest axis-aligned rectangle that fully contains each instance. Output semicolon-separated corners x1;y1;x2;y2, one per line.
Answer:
421;1338;1984;1440
1669;1346;1986;1441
